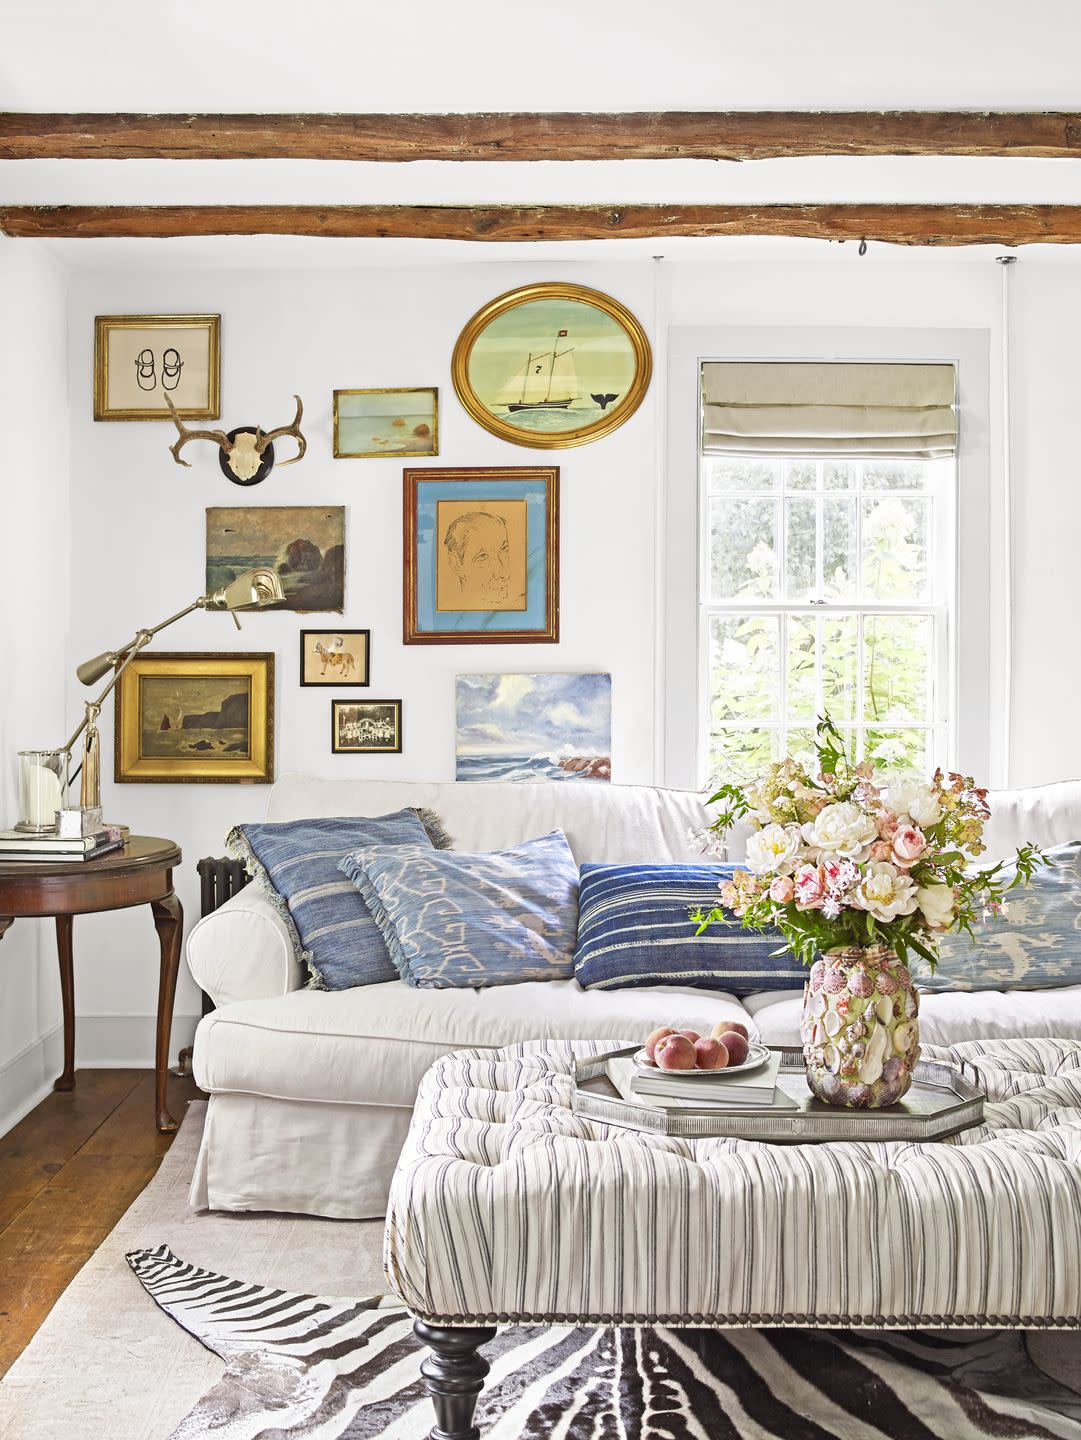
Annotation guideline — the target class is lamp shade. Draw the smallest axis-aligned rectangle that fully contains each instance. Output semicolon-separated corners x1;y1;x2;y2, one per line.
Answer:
207;567;285;611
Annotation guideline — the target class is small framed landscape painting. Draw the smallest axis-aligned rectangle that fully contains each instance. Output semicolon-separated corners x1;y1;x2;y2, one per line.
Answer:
456;673;611;782
300;630;370;687
334;388;438;458
94;314;220;421
331;699;402;754
451;282;651;449
206;506;345;614
403;466;558;644
114;652;274;784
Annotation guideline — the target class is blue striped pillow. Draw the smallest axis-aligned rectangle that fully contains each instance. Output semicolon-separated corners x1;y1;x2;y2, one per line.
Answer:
226;809;452;990
573;862;806;996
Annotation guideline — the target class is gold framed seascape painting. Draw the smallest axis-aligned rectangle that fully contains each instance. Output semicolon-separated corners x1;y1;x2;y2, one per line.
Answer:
115;652;274;784
451;282;651;449
334;388;438;458
94;314;221;420
403;466;559;645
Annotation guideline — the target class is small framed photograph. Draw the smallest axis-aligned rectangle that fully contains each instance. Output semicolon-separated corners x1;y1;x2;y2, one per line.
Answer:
331;699;402;754
334;387;438;458
114;651;274;784
403;465;559;644
300;630;370;687
94;314;220;421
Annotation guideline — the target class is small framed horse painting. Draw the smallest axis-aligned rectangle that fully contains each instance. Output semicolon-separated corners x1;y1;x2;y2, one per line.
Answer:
299;630;371;687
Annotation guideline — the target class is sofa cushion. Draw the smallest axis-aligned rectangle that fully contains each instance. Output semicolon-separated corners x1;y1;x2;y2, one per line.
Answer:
573;862;803;996
747;984;1081;1047
226;809;450;991
339;832;579;988
191;981;756;1110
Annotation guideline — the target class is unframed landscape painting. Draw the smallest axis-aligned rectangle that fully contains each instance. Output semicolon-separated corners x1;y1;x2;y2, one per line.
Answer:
456;672;612;782
206;506;345;613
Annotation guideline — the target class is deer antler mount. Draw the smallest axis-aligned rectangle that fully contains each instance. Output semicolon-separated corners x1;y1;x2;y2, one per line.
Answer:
165;394;306;486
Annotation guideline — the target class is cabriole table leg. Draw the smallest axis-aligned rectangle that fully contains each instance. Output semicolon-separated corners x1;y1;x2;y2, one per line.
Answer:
414;1320;498;1440
54;914;76;1091
151;892;183;1133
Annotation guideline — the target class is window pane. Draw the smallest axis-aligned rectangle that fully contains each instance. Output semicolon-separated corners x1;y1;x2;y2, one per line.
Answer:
784;728;819;771
705;458;779;493
861;496;929;601
709;614;779;723
822;497;857;599
785;613;858;724
784;498;816;600
824;461;854;490
820;614;859;722
709;497;779;600
863;615;931;724
709;728;778;784
865;728;930;774
784;461;816;491
862;460;930;492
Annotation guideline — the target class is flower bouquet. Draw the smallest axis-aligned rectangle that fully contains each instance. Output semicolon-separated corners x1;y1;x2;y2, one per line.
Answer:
696;717;1046;1108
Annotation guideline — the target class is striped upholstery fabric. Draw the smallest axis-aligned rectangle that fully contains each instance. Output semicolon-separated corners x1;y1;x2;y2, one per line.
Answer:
227;809;449;990
385;1038;1081;1327
574;862;804;995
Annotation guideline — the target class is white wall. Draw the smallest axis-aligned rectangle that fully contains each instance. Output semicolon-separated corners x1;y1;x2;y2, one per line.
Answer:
0;239;70;1132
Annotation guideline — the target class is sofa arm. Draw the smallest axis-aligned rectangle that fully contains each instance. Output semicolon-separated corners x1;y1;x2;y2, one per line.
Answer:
185;886;303;1005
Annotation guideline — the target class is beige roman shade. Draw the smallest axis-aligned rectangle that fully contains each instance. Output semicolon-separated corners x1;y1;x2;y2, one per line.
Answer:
701;361;957;458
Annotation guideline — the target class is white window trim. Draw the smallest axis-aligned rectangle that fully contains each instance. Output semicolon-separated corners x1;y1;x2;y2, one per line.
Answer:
661;326;993;792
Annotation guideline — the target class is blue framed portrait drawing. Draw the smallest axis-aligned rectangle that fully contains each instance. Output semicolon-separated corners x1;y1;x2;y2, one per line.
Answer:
403;466;559;644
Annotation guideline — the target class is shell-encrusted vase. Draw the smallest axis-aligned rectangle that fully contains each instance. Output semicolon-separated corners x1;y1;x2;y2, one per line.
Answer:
801;944;920;1108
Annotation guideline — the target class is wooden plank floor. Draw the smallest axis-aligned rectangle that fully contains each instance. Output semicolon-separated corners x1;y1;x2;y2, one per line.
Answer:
0;1068;204;1379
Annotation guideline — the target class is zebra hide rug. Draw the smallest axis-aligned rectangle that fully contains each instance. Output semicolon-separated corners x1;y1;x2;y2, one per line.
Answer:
128;1246;1081;1440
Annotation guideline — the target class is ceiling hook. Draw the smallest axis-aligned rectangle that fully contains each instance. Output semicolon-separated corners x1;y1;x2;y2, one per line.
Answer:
858;238;868;257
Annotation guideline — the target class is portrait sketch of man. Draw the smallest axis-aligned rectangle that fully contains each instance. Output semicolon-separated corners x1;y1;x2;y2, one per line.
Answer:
435;499;528;612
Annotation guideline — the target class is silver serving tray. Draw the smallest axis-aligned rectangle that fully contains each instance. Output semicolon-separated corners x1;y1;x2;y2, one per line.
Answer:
573;1045;986;1143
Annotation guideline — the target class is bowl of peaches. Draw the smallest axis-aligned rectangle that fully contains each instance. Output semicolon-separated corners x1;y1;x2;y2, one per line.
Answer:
635;1021;769;1077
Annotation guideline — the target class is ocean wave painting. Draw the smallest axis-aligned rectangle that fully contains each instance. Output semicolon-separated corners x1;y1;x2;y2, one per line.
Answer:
456;673;611;784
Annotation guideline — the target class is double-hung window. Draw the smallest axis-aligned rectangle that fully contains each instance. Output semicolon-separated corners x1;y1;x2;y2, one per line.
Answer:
700;361;957;784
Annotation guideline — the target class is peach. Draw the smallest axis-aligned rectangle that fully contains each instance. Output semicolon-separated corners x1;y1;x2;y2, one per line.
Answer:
716;1030;750;1066
654;1034;697;1070
711;1020;750;1043
644;1027;676;1063
677;1029;701;1043
694;1037;729;1070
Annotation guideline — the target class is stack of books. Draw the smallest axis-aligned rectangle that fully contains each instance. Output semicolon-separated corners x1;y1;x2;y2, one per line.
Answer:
0;826;126;863
607;1051;797;1113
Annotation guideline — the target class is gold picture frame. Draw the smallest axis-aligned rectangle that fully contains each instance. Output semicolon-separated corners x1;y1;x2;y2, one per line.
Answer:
94;313;221;420
115;652;274;784
333;387;438;458
451;282;651;449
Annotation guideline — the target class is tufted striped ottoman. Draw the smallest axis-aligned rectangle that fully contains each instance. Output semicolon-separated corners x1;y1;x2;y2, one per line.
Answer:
385;1038;1081;1439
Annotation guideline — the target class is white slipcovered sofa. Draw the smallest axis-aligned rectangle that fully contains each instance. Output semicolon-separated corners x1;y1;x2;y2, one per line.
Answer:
187;773;1081;1219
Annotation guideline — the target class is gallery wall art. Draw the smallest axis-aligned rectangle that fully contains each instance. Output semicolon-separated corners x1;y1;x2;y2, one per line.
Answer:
300;630;370;687
403;467;558;644
114;651;274;784
332;699;402;754
206;506;345;613
94;314;220;421
451;282;651;449
334;388;438;458
456;672;612;782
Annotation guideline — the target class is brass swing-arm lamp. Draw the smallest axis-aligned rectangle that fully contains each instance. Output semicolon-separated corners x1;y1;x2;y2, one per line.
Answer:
61;567;284;815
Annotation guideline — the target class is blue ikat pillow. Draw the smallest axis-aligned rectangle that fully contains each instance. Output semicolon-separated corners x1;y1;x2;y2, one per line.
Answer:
338;831;579;989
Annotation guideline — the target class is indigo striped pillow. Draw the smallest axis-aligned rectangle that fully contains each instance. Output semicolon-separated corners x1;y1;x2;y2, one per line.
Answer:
573;862;805;996
226;809;452;990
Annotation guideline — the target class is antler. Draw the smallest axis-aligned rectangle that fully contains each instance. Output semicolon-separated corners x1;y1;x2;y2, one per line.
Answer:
255;395;306;467
164;395;232;468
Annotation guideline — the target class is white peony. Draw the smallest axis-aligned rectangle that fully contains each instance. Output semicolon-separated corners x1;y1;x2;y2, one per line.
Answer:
800;802;877;862
885;776;943;829
917;882;956;931
745;823;804;876
852;862;919;923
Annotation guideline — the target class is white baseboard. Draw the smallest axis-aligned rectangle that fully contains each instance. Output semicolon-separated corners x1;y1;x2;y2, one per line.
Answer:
75;1012;202;1069
0;1025;65;1137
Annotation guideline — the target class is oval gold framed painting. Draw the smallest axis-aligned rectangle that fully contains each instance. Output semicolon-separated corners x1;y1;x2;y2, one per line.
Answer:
452;283;652;449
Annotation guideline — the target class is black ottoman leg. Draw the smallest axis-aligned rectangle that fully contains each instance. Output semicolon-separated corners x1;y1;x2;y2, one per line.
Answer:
414;1320;498;1440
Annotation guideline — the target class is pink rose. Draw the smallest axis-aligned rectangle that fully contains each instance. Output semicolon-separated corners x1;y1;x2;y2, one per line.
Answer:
891;824;927;869
870;840;893;861
794;863;826;910
769;876;795;904
877;813;899;841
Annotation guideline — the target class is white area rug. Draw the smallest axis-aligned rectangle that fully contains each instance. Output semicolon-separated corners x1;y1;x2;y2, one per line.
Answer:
0;1102;386;1440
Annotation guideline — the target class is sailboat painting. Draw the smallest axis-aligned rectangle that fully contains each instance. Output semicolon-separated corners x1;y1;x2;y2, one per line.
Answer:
453;283;652;449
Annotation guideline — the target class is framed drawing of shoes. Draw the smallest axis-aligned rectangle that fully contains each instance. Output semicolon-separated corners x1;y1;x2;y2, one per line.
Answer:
94;314;220;420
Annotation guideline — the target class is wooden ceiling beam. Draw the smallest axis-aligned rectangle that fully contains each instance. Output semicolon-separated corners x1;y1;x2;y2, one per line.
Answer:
3;111;1081;162
2;203;1080;245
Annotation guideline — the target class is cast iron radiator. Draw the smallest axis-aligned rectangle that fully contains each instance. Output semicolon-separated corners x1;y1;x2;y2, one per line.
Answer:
176;856;252;1073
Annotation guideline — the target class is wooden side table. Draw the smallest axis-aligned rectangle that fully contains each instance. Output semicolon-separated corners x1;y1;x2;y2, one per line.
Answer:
0;836;184;1132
